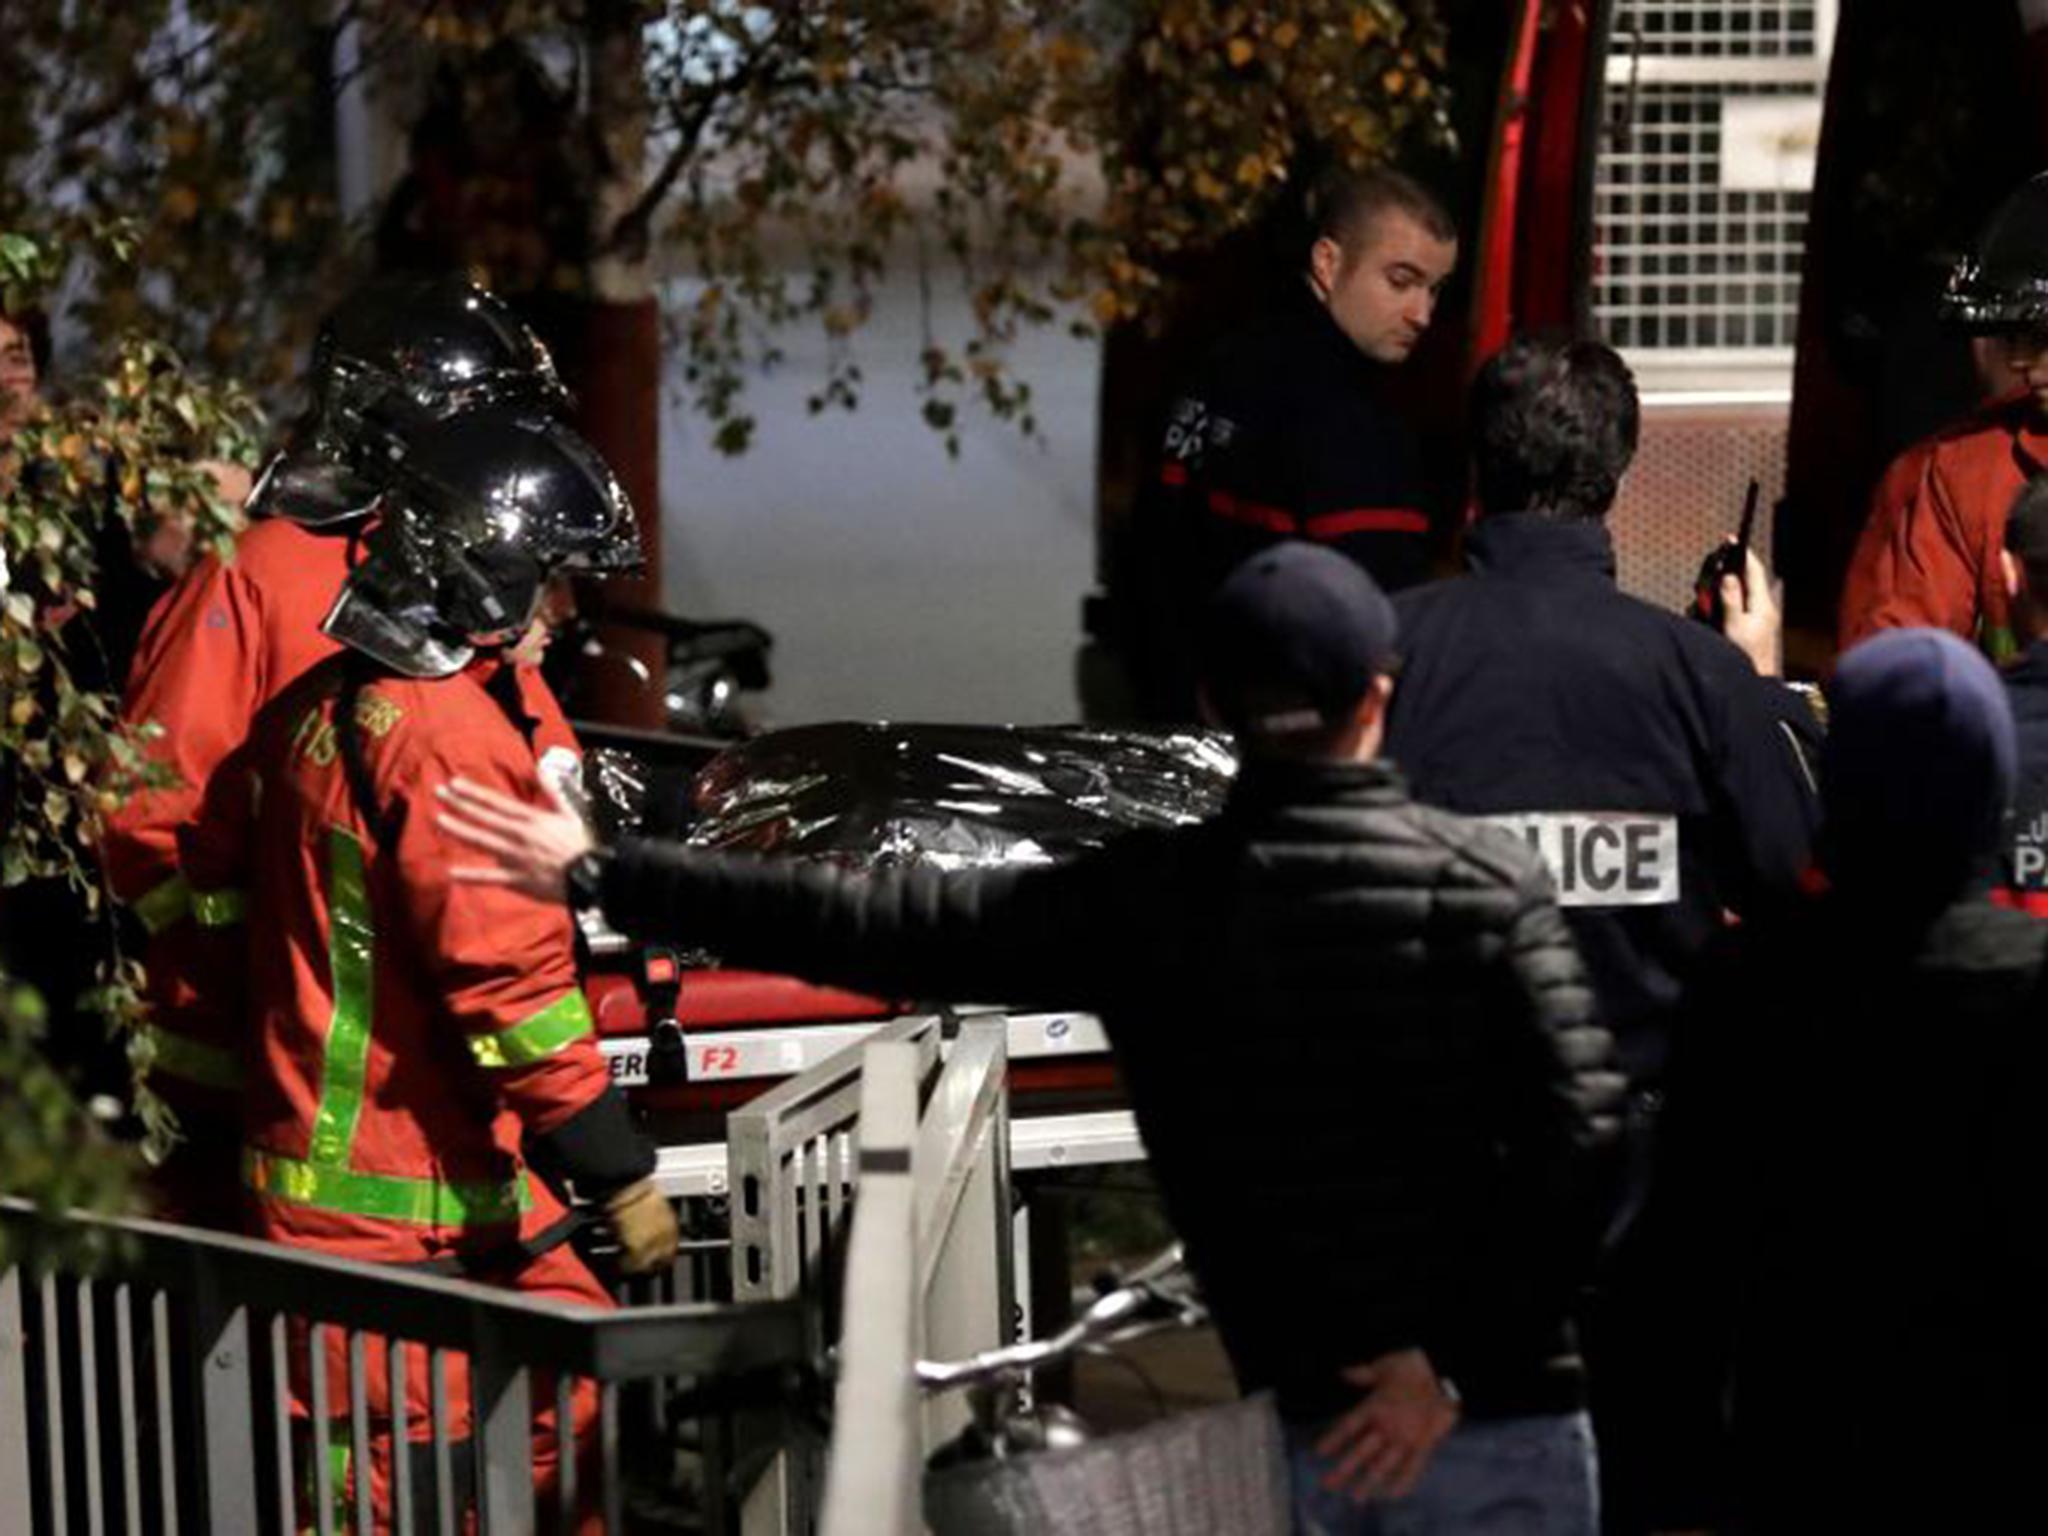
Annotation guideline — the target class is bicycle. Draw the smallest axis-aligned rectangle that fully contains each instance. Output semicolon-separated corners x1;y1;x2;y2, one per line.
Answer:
915;1246;1292;1536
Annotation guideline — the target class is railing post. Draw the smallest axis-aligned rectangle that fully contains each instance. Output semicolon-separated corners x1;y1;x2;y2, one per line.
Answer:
818;1041;921;1536
183;1255;261;1536
470;1320;537;1536
0;1265;34;1536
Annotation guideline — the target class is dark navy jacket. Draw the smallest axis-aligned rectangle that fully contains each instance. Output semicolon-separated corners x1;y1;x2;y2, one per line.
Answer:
1386;515;1821;1084
1999;639;2048;904
1131;286;1431;714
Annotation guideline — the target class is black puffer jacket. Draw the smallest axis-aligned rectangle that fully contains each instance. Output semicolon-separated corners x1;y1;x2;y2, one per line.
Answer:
601;757;1625;1423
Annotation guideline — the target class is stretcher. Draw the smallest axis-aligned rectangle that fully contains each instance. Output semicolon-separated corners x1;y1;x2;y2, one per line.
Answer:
584;956;1141;1199
571;720;1231;1198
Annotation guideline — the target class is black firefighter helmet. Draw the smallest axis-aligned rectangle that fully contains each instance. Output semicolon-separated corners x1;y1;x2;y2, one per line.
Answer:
1941;171;2048;332
249;275;571;526
322;404;641;679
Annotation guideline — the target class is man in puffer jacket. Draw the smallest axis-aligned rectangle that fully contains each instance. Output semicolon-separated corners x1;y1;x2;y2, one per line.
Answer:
440;542;1627;1536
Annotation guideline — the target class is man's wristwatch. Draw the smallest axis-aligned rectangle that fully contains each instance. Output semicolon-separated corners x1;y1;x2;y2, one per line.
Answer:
564;848;613;914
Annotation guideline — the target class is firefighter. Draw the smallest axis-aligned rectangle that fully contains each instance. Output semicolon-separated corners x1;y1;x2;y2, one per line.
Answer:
1838;171;2048;657
101;276;583;1224
1128;164;1459;717
181;403;673;1530
1379;335;1819;1536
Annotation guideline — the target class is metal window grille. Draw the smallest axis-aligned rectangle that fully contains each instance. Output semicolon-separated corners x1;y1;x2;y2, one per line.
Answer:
1596;2;1837;358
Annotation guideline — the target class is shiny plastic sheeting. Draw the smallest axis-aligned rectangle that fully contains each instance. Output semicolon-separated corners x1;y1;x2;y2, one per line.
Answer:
681;723;1238;870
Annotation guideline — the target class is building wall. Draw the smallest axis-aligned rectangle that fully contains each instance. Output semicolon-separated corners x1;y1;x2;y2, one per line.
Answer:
657;271;1101;727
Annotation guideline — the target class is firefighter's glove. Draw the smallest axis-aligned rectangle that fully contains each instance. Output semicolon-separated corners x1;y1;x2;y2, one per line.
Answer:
605;1179;679;1275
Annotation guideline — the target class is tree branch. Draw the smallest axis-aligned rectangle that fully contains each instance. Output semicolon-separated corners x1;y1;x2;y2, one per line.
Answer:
604;20;788;258
51;23;222;148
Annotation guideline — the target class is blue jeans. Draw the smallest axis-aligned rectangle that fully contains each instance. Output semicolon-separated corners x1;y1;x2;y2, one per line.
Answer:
1288;1411;1598;1536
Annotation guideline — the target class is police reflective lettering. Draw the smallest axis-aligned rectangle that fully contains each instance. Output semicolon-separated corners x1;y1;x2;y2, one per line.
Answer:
2007;805;2048;890
1484;813;1680;908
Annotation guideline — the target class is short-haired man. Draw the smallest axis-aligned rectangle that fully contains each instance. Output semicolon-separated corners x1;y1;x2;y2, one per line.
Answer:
1382;335;1820;1534
441;543;1625;1535
1131;165;1460;717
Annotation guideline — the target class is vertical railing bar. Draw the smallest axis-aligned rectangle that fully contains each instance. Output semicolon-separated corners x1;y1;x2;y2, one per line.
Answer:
151;1290;179;1536
430;1349;455;1536
468;1335;534;1534
600;1382;622;1536
269;1315;296;1536
76;1277;106;1536
190;1272;259;1536
310;1324;335;1536
555;1375;576;1535
113;1282;145;1536
389;1338;415;1536
0;1266;37;1536
802;1136;822;1281
38;1272;66;1536
348;1331;373;1536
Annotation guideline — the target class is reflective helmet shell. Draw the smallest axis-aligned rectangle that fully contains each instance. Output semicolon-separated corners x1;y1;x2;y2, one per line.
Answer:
1941;172;2048;332
322;406;642;678
252;276;571;527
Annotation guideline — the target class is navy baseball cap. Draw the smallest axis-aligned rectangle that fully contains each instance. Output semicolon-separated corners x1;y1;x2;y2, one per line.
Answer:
1821;627;2015;903
1200;542;1400;739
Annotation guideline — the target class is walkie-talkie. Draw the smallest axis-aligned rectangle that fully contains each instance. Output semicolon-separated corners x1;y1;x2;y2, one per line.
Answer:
1693;479;1761;630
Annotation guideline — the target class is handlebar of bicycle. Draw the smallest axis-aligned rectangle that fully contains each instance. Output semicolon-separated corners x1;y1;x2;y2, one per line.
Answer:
914;1244;1206;1395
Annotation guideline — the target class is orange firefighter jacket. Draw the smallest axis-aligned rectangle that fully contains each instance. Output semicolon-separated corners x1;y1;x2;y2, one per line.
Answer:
103;516;581;1119
182;651;613;1261
1838;395;2048;659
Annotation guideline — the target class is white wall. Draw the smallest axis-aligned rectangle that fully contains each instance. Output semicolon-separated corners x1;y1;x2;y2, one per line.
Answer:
657;272;1101;727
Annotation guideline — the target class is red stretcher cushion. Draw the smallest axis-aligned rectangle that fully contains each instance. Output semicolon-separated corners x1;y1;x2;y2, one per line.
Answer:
586;967;895;1035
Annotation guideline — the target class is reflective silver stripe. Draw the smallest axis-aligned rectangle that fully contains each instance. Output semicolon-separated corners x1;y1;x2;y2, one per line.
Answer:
1482;812;1680;908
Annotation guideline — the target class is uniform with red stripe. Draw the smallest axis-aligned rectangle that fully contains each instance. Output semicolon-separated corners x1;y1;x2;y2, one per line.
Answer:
1148;283;1433;590
1131;285;1437;720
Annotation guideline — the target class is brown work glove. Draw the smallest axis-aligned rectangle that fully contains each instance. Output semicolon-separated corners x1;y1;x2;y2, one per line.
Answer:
604;1179;679;1275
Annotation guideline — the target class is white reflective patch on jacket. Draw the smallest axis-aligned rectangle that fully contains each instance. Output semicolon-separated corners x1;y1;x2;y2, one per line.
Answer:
1483;812;1680;907
2008;806;2048;889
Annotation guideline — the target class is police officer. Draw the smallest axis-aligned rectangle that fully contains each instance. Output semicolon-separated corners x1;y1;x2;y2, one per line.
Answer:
1130;164;1459;716
1839;171;2048;657
102;276;582;1223
1991;474;2048;911
1382;334;1819;1536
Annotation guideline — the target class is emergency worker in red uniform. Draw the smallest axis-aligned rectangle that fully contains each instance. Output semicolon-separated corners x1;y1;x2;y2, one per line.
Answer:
182;404;673;1530
102;278;583;1221
1839;173;2048;657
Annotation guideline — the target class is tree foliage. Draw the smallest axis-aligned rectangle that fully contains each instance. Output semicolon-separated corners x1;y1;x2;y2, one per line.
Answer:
1;225;260;1207
0;3;1447;1210
0;1;1449;450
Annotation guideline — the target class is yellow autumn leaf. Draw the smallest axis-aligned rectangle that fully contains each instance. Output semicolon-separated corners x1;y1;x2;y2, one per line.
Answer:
1274;21;1301;49
1227;37;1254;67
1091;290;1122;326
1383;69;1406;95
1236;153;1267;187
163;184;200;223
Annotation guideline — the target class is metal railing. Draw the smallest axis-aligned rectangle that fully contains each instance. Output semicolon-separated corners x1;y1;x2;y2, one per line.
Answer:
0;1199;805;1536
725;1015;942;1534
818;1022;1013;1536
2;1015;1022;1536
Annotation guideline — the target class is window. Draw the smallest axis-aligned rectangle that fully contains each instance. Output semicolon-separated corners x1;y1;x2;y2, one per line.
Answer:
1594;2;1838;387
